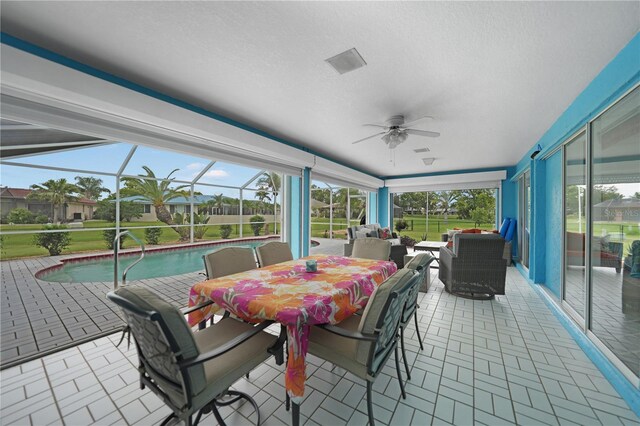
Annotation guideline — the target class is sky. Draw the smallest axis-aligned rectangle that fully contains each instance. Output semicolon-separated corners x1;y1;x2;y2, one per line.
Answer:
0;142;277;199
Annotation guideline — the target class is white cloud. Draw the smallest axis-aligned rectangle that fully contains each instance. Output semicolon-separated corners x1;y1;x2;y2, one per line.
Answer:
186;162;205;170
203;169;229;179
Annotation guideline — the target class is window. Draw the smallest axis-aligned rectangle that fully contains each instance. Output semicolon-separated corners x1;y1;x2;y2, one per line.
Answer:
143;204;151;214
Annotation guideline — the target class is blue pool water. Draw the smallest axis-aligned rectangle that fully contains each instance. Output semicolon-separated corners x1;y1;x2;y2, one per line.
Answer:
39;242;267;283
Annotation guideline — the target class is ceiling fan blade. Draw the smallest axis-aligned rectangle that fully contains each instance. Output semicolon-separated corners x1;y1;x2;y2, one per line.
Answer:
405;128;440;138
402;115;434;128
362;124;389;129
352;131;387;144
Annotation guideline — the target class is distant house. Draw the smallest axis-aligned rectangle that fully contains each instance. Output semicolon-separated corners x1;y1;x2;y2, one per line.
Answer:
118;195;274;221
0;187;96;221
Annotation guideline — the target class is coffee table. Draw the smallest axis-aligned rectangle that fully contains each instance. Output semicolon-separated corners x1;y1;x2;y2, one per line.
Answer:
413;240;448;267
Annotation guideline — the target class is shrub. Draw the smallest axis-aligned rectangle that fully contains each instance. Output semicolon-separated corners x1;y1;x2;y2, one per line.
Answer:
103;229;128;250
33;225;71;256
394;219;408;233
145;227;162;245
219;224;232;239
249;215;264;236
193;212;210;239
7;208;35;224
400;235;417;247
35;214;50;224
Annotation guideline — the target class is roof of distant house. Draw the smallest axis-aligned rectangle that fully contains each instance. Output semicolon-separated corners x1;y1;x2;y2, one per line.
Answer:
0;187;97;205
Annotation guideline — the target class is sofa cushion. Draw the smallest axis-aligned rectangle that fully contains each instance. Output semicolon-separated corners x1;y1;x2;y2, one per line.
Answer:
447;229;462;240
355;230;369;239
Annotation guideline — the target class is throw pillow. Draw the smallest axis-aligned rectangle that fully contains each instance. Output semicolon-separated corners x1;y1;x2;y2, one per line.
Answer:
462;228;481;234
499;218;511;238
367;230;378;238
378;227;391;239
505;219;517;242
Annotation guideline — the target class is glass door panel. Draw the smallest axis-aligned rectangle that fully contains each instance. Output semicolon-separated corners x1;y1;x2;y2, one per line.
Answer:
590;86;640;377
564;132;587;318
519;171;531;268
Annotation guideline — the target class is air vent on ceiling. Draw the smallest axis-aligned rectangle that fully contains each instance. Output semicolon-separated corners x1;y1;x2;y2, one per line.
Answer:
325;48;367;75
422;158;435;166
414;148;430;153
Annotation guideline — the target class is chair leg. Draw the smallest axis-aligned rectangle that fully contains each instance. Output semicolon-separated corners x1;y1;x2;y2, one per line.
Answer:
286;393;290;411
400;326;411;381
211;403;226;426
394;346;407;399
414;311;424;351
159;413;177;426
193;409;203;426
366;381;375;426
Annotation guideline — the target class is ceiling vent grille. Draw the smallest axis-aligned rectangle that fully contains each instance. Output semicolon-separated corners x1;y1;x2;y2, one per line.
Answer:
422;158;435;166
325;48;367;75
414;148;430;153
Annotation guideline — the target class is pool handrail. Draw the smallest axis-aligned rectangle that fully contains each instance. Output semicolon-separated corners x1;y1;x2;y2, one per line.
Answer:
113;230;145;290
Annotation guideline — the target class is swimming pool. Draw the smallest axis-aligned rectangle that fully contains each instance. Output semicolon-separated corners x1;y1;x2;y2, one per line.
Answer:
37;238;279;283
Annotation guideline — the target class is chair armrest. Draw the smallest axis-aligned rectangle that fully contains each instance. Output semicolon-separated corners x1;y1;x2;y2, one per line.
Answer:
180;299;215;315
316;324;377;342
179;320;274;368
439;246;455;266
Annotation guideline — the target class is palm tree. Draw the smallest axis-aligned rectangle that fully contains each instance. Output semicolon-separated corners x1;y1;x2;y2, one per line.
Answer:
121;166;189;229
255;172;281;232
436;190;460;223
206;193;225;215
75;176;111;201
28;179;79;223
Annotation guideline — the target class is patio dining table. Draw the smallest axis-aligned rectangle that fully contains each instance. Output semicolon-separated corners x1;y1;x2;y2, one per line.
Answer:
187;254;397;423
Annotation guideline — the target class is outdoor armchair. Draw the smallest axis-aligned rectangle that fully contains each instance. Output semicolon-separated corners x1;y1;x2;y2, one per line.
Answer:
202;246;258;279
351;238;392;261
255;241;293;267
439;233;507;299
307;269;419;426
107;286;283;426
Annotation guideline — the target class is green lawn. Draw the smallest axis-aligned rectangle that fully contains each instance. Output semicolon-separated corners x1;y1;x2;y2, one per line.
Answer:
0;220;279;260
310;214;496;242
565;215;639;253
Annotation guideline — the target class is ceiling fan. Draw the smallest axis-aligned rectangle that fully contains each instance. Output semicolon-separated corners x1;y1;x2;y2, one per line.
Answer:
352;115;440;149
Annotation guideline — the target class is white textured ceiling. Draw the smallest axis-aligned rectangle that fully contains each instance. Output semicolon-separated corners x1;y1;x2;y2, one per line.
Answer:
1;1;638;178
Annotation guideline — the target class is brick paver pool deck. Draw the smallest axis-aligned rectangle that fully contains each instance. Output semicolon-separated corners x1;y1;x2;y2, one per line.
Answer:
0;238;345;368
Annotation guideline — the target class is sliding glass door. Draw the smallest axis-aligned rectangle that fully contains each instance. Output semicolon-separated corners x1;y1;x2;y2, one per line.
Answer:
519;171;531;268
563;131;587;319
589;86;639;378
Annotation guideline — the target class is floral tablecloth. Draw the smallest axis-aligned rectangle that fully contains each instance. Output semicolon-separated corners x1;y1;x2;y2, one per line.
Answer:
188;254;397;403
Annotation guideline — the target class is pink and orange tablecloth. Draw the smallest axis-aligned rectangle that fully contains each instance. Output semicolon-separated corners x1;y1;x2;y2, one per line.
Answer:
188;254;397;403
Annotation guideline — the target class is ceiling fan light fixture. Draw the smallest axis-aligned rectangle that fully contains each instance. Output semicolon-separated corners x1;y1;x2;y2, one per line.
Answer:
382;129;408;149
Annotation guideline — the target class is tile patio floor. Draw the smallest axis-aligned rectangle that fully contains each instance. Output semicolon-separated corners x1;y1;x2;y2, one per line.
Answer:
1;268;638;425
